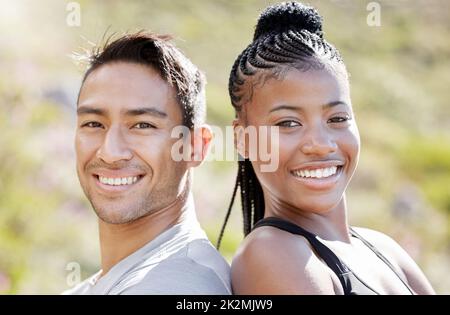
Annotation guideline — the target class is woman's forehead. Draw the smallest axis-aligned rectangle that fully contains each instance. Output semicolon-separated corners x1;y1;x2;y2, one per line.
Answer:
250;67;350;108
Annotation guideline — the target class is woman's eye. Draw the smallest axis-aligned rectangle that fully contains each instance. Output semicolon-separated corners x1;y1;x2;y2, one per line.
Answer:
328;116;351;123
276;120;302;128
82;121;103;128
133;122;155;129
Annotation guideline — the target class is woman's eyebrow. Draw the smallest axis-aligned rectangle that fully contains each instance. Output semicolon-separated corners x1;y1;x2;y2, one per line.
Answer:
322;101;349;109
269;101;349;113
269;104;303;113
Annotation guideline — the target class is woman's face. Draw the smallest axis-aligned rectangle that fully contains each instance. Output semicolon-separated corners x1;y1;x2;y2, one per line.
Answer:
238;66;360;214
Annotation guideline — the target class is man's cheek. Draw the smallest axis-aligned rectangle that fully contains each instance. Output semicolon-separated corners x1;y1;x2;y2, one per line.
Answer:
77;136;99;161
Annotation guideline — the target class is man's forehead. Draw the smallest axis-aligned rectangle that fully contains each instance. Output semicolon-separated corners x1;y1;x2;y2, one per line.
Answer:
78;63;176;109
76;62;184;124
81;62;173;95
86;61;163;81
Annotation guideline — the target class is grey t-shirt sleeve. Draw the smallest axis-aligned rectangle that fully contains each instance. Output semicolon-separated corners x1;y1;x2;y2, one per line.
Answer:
119;258;231;295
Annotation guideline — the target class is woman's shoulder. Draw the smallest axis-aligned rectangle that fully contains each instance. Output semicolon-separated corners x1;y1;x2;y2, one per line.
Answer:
351;227;410;273
230;225;336;294
351;227;400;249
351;227;409;262
351;226;435;294
233;224;313;265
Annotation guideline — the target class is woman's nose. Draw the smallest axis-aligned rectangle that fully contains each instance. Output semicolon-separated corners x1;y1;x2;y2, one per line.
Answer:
300;126;337;156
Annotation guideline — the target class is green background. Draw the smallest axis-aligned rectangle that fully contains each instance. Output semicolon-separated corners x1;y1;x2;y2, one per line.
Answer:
0;0;449;294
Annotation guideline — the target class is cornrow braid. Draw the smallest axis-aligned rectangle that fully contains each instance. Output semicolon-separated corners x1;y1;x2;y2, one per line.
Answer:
217;2;346;249
216;159;265;249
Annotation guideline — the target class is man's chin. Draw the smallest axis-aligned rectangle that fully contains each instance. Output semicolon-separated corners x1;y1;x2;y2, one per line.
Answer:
95;210;138;225
97;214;125;225
91;202;146;225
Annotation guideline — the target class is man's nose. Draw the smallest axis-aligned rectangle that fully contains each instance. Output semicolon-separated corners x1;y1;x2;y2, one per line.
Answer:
300;125;337;157
96;126;133;164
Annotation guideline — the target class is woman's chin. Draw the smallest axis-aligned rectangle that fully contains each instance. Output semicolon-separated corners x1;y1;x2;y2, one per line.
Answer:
291;195;344;215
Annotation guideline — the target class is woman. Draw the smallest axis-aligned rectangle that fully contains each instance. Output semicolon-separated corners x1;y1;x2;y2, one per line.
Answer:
218;1;435;294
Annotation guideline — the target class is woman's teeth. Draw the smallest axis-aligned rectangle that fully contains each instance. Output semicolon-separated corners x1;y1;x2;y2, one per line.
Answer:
292;166;338;179
99;176;139;186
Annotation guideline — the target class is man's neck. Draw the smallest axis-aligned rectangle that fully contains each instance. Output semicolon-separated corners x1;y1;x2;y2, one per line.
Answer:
98;192;196;276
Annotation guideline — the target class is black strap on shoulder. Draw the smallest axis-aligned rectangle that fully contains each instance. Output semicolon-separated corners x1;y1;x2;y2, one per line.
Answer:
349;228;415;294
252;217;353;294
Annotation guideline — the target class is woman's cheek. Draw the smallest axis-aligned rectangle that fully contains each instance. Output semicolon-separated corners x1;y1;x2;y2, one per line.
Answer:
340;127;360;175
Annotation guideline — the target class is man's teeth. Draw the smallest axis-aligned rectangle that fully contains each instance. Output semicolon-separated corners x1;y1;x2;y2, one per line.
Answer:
292;166;338;179
99;176;139;186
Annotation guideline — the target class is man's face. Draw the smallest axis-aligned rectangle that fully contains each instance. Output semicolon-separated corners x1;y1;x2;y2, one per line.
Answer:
75;61;187;224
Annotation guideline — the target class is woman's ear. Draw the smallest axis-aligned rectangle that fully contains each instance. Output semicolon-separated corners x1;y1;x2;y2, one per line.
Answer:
233;118;248;159
186;124;213;168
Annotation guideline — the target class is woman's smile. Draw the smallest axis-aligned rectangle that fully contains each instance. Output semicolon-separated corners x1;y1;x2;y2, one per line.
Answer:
290;164;344;191
289;159;345;190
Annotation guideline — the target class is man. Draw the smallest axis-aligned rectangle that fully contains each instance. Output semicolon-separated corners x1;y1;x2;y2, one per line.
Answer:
64;32;230;294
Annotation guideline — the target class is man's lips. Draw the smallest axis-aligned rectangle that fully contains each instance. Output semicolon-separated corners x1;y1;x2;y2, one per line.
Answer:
92;168;146;178
90;169;147;192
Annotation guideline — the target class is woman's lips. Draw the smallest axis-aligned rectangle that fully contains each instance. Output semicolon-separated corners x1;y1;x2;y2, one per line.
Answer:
290;165;344;190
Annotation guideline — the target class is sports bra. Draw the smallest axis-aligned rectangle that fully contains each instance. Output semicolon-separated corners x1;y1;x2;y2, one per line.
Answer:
252;217;414;295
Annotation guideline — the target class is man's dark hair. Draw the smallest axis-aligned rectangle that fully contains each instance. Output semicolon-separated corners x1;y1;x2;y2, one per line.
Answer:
78;31;206;129
217;2;347;249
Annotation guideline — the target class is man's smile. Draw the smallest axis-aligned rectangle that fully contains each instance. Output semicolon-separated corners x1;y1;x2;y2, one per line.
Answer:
91;170;147;193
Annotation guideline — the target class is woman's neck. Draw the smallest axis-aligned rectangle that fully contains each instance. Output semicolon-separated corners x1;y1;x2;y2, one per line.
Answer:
263;193;351;243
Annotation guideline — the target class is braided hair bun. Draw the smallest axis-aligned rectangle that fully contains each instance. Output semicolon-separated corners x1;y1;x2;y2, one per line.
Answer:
253;1;323;41
219;2;347;247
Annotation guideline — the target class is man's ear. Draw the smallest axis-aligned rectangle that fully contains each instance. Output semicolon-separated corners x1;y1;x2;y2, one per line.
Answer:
187;124;213;168
233;118;248;159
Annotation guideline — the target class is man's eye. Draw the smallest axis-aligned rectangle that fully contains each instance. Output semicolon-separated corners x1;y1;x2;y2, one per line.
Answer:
328;116;351;123
133;122;155;129
276;120;302;128
82;121;103;128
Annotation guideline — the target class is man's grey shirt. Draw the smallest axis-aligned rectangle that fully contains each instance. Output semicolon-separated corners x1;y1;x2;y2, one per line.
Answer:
63;216;231;295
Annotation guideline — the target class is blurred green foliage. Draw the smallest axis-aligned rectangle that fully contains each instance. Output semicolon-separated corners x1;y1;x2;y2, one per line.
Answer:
398;137;450;214
0;0;449;293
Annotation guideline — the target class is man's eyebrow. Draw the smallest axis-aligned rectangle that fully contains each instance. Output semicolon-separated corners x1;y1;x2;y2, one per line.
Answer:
77;106;106;116
124;107;168;118
76;106;168;118
269;101;349;113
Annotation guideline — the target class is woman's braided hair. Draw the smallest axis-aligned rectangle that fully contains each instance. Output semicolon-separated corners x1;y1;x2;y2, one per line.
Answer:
217;2;346;249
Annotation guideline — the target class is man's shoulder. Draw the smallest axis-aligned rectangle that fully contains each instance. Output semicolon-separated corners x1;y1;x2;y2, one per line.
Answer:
117;238;231;295
185;238;230;274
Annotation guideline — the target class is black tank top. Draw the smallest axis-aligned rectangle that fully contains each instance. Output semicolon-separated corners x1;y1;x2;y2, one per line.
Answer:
252;217;414;295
